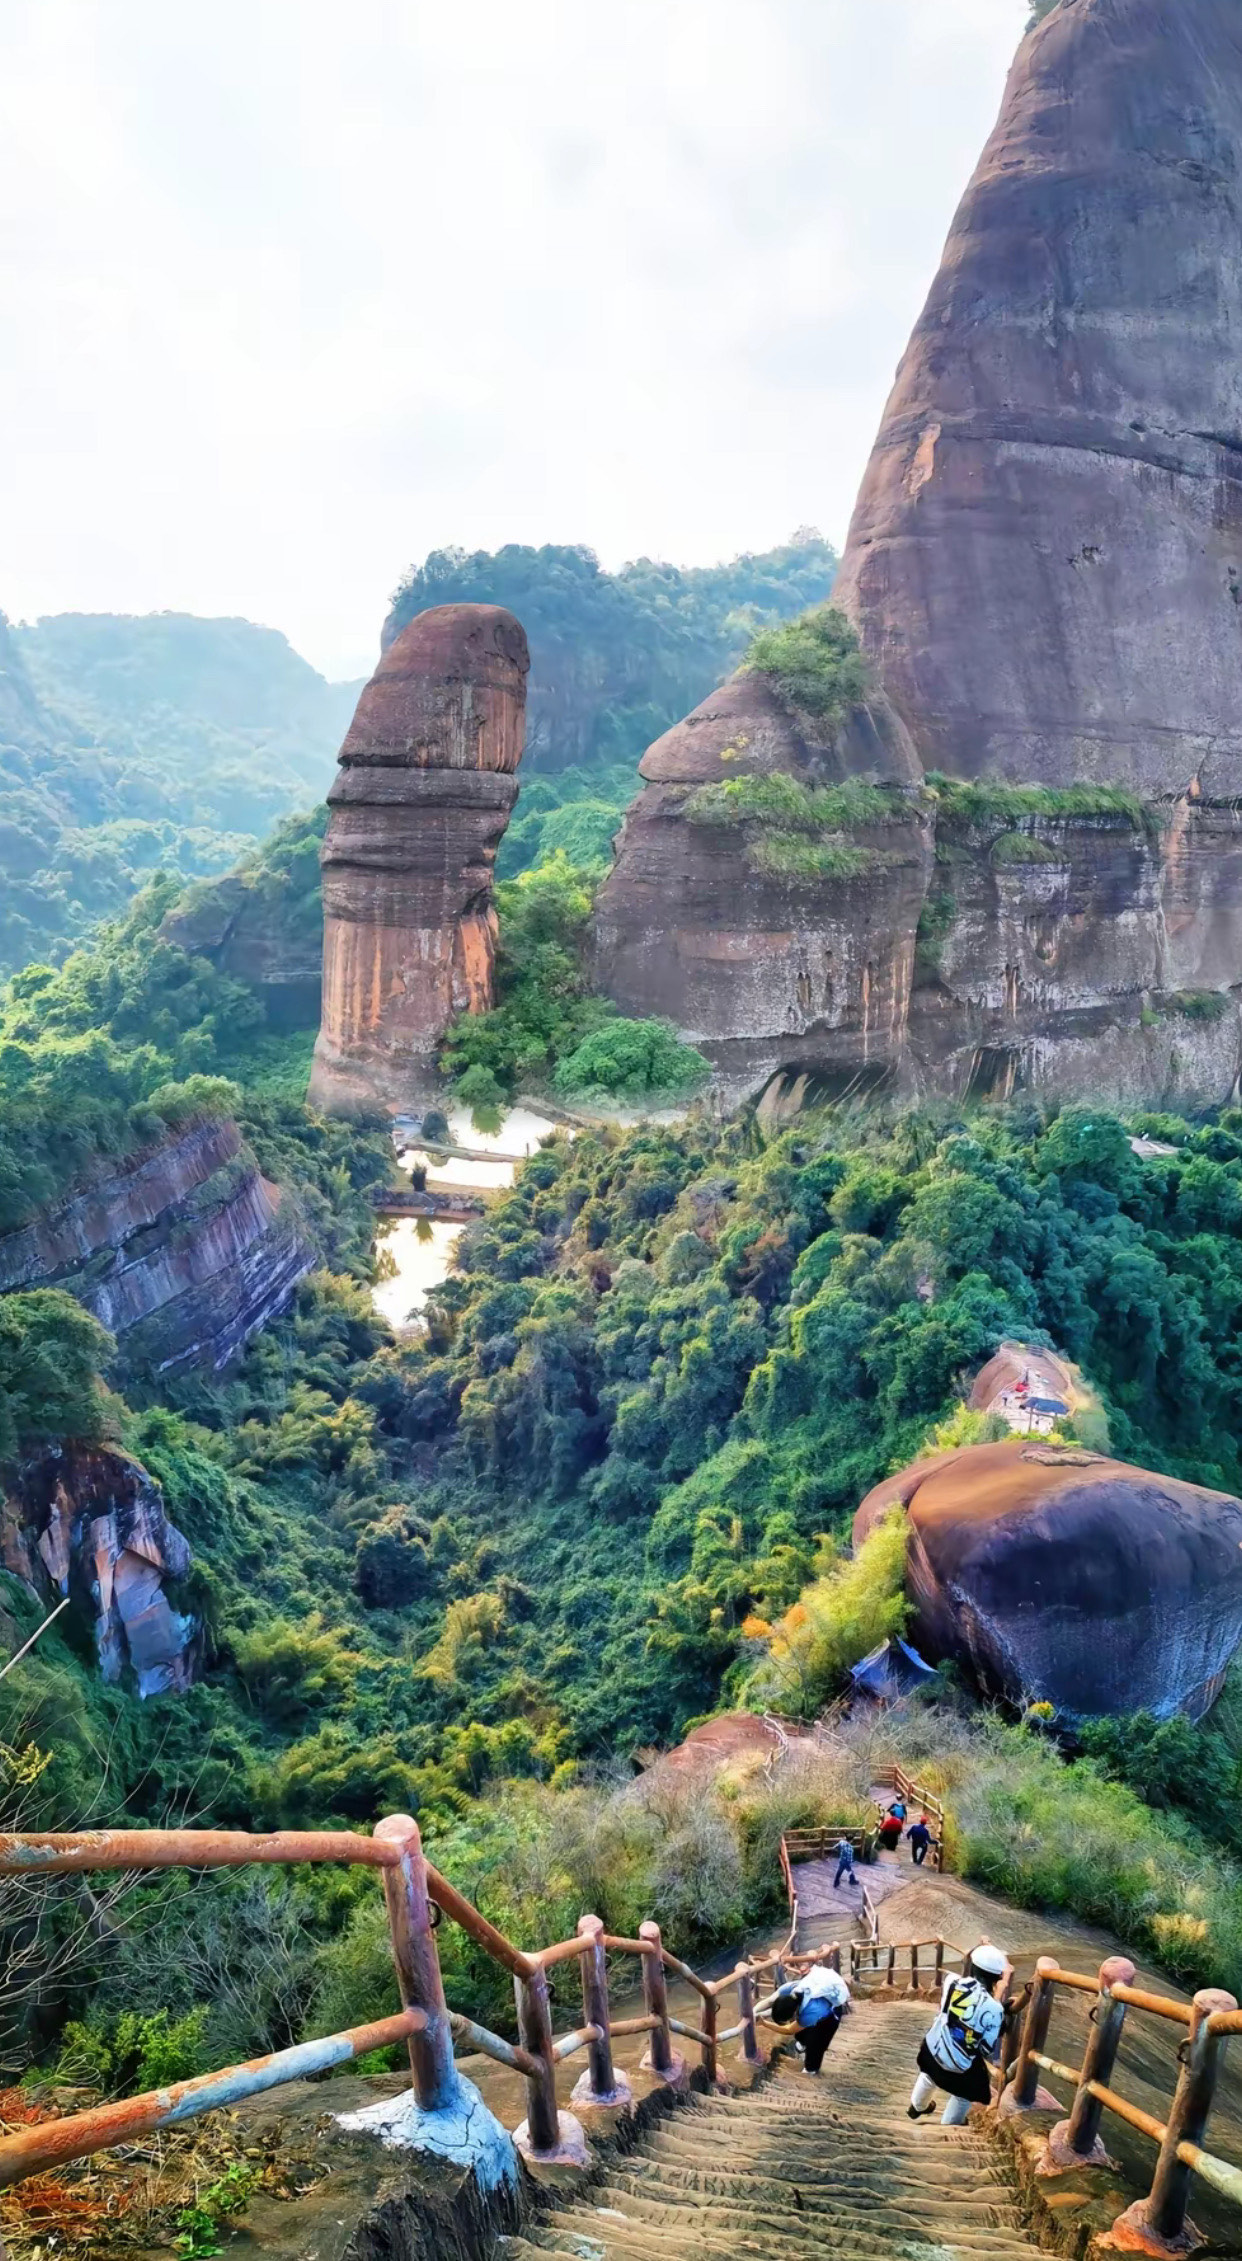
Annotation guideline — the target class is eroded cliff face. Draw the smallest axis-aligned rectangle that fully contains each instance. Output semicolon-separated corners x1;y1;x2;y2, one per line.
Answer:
834;0;1242;797
309;604;529;1115
593;671;933;1104
0;1116;313;1377
595;0;1242;1113
2;1446;197;1696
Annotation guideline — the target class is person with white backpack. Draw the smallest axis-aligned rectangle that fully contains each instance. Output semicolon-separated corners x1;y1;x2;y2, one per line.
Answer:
908;1942;1011;2124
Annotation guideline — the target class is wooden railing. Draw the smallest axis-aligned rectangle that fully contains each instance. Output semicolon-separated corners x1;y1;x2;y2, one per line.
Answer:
1001;1954;1242;2247
0;1816;822;2189
5;1827;1240;2250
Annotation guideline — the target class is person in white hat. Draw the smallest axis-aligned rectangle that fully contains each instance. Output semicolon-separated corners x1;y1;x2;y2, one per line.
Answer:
908;1941;1011;2125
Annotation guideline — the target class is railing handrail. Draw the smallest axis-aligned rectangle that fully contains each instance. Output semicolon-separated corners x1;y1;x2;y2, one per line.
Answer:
4;1823;1240;2248
0;1820;809;2185
1004;1951;1242;2242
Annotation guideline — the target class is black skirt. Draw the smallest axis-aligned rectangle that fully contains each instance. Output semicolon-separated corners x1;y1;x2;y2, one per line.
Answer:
916;2036;992;2105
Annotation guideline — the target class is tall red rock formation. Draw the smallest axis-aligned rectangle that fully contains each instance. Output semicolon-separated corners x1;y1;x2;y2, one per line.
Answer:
309;605;529;1114
595;0;1242;1112
833;0;1242;795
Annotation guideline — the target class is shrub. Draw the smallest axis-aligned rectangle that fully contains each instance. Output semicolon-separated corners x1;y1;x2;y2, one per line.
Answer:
553;1019;709;1103
741;605;868;723
739;1509;911;1715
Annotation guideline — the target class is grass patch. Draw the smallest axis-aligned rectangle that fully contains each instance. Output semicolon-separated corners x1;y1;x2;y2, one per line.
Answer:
927;774;1145;828
741;605;868;724
749;834;878;883
685;774;896;833
1162;990;1231;1023
915;890;957;977
990;832;1062;866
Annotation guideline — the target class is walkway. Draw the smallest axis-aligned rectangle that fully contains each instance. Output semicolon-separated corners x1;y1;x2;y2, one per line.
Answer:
790;1786;930;1944
501;1999;1041;2261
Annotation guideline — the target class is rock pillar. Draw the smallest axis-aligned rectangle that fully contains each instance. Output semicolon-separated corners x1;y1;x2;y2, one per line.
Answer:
308;604;529;1114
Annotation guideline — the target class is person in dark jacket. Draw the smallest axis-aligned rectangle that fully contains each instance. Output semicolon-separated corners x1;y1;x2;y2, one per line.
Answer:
907;1815;933;1866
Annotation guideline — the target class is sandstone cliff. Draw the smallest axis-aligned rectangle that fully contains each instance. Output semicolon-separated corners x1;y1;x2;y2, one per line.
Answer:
854;1437;1242;1722
593;666;932;1104
309;604;530;1114
0;1116;312;1378
2;1445;197;1696
834;0;1242;797
595;0;1242;1113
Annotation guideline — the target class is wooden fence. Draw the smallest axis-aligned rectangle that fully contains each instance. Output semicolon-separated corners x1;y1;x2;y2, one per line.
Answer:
0;1817;819;2189
2;1823;1240;2252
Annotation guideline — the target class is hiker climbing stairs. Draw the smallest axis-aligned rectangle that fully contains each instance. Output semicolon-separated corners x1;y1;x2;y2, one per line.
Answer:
499;1998;1043;2261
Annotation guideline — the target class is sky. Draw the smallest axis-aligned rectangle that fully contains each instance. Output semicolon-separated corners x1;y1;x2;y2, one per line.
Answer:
0;2;1028;680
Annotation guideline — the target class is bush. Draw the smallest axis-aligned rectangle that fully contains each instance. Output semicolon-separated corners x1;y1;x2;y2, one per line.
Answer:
741;605;868;723
553;1019;709;1103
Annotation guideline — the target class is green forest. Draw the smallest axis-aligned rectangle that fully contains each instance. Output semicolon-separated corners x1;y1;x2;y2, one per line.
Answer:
4;578;1242;2127
6;827;1242;2077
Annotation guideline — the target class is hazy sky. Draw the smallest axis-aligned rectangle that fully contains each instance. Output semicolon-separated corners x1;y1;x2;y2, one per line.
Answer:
0;2;1028;679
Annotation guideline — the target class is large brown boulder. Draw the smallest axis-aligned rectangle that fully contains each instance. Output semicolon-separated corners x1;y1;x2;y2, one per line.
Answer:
592;668;932;1104
309;605;529;1114
854;1438;1242;1721
833;0;1242;796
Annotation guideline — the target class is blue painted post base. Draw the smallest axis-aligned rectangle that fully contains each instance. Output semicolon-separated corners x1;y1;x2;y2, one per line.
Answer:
334;2071;519;2192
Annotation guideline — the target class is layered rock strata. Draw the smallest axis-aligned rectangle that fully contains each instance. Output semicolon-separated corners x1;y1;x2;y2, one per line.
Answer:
595;0;1242;1111
854;1437;1242;1721
309;604;529;1114
593;671;933;1105
0;1116;312;1376
2;1446;197;1696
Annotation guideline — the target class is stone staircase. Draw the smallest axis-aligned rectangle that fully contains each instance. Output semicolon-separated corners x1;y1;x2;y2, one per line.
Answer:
500;2000;1040;2261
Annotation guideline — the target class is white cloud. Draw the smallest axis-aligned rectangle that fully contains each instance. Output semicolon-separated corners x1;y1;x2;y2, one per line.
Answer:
0;0;1026;677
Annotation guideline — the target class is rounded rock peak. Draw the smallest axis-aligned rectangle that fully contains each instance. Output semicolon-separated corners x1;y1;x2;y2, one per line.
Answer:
338;603;530;775
381;602;529;685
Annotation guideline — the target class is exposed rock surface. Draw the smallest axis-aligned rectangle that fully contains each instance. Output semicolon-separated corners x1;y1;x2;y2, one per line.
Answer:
593;670;932;1104
309;605;529;1115
833;0;1242;796
2;1445;197;1695
160;867;322;1028
594;1;1242;1112
0;1116;312;1377
854;1437;1242;1720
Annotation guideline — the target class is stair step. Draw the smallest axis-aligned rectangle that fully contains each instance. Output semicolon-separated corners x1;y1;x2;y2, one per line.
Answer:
504;1999;1040;2261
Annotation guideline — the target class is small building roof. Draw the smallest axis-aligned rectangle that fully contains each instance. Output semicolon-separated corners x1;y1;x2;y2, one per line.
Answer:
849;1636;937;1701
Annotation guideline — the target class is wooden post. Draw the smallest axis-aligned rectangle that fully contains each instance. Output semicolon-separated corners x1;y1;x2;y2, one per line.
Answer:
736;1963;761;2066
998;1990;1025;2085
639;1920;679;2082
933;1938;944;1990
827;1942;841;1974
374;1814;457;2112
1061;1957;1135;2161
1009;1957;1059;2110
514;1963;561;2156
1127;1988;1239;2249
575;1915;625;2104
886;1943;896;1989
700;1987;719;2087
